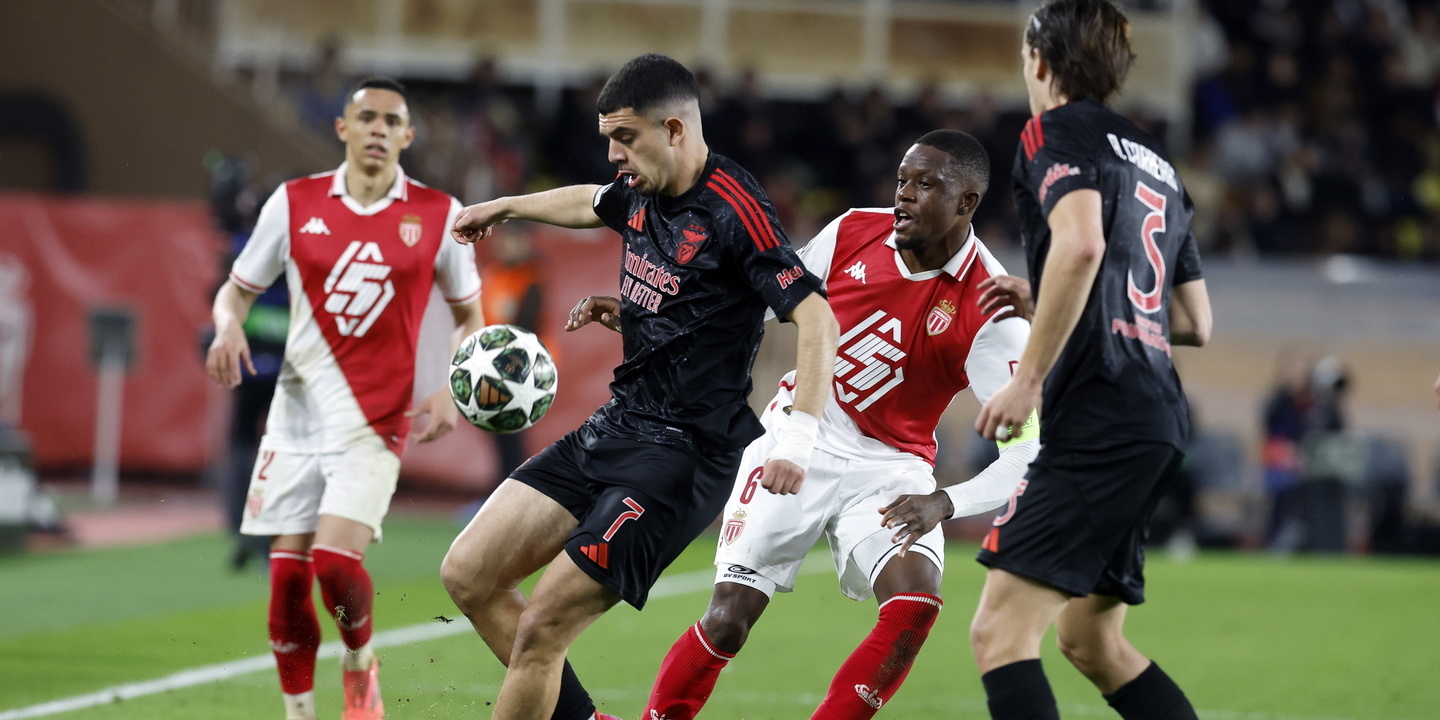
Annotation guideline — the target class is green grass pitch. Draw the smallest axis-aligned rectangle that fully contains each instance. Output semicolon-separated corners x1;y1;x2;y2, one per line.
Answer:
1;513;1437;719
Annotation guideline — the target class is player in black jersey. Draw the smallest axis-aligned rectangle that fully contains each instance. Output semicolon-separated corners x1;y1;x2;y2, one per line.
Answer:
965;2;1214;720
441;54;838;720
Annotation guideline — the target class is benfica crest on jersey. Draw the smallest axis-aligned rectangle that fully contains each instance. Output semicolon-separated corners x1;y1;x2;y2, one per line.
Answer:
399;214;423;247
722;508;747;545
926;299;957;336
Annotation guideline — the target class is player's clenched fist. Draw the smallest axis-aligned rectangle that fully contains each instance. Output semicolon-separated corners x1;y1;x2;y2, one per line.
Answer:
450;200;509;245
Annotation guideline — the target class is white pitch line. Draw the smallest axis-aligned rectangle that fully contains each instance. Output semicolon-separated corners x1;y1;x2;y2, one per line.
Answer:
0;564;740;720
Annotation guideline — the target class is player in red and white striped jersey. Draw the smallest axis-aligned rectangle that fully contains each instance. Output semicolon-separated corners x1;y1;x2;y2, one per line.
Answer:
206;78;484;720
624;130;1038;720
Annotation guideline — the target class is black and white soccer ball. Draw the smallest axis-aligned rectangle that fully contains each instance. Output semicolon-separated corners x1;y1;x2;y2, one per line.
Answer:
448;324;557;434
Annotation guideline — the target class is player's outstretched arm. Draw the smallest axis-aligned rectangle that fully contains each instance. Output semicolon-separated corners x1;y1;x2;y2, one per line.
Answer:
451;185;606;245
761;293;839;495
976;190;1104;441
1169;279;1212;347
565;295;622;333
206;280;260;389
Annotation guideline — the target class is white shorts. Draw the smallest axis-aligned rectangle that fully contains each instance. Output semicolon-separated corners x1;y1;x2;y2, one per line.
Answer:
713;408;945;602
239;435;400;542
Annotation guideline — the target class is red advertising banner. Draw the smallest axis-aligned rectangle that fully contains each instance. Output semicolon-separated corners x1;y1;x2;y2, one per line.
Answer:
0;194;622;495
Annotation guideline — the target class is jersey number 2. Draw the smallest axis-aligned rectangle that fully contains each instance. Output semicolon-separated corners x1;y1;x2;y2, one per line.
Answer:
1127;181;1167;314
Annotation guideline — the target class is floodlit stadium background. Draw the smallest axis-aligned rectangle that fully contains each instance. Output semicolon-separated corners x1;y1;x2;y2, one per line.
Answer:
0;3;1438;716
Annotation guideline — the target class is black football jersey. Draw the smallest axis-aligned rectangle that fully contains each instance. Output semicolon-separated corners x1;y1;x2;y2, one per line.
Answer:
590;153;824;452
1012;100;1204;449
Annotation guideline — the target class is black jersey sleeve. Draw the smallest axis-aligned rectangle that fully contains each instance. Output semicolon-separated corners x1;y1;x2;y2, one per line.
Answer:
707;168;824;321
592;178;631;233
1174;229;1204;284
1174;192;1204;284
1020;113;1102;218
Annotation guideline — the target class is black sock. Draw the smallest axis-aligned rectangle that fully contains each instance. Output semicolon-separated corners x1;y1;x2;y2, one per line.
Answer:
552;659;595;720
981;659;1060;720
1103;662;1197;720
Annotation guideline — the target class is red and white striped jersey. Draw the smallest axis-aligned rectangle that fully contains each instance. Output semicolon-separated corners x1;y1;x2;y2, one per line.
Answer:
230;164;480;456
794;208;1029;465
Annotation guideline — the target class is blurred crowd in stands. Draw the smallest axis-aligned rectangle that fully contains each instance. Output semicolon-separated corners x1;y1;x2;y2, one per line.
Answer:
247;0;1440;263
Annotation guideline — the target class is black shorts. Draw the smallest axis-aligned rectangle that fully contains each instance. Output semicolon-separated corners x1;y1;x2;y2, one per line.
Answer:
512;422;742;609
976;441;1183;605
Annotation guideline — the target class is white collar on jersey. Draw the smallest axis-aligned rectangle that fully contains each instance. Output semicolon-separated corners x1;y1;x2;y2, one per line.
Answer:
883;223;979;282
328;162;410;203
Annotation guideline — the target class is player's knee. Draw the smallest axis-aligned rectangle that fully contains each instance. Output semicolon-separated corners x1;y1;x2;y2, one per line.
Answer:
510;607;570;664
439;550;492;610
1056;627;1123;676
698;602;755;653
969;613;997;663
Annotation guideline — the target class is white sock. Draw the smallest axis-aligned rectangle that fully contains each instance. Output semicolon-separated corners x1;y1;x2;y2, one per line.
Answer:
341;642;375;671
283;690;316;720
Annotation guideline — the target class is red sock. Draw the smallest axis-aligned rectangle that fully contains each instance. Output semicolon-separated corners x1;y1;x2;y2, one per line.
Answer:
312;545;374;650
811;593;942;720
269;551;321;695
644;623;735;720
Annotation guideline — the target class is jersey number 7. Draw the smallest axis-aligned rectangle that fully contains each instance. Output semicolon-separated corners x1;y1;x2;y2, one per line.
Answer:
1127;180;1167;315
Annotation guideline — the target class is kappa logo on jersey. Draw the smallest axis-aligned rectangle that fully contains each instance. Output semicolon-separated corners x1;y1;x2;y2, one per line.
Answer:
845;261;867;283
1039;162;1081;204
833;309;906;411
854;684;884;709
926;299;957;336
299;216;332;235
322;241;395;337
627;207;646;232
677;223;708;264
398;214;423;247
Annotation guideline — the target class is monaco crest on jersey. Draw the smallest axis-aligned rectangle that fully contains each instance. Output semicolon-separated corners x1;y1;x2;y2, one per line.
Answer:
398;214;423;247
722;508;747;545
926;299;956;336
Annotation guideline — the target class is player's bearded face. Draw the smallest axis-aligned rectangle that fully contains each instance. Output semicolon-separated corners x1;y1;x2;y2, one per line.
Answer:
600;109;671;196
337;88;415;172
893;145;962;251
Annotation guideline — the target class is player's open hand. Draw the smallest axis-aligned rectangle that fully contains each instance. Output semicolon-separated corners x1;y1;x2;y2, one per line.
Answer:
407;388;459;443
879;491;954;555
450;200;509;245
976;375;1040;442
205;323;255;389
565;295;622;333
759;459;805;495
977;275;1035;322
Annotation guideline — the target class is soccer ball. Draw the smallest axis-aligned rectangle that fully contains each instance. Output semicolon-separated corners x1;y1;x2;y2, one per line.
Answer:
448;324;558;434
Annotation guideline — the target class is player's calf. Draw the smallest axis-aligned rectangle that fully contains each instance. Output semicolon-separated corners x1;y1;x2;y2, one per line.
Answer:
645;580;770;720
811;593;942;720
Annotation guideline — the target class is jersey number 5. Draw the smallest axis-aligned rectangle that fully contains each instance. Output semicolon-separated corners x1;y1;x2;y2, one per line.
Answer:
1127;181;1167;314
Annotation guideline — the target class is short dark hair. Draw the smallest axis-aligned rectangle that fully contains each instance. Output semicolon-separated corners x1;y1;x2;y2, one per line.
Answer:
1025;0;1135;104
914;129;990;198
596;54;699;117
348;77;409;105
